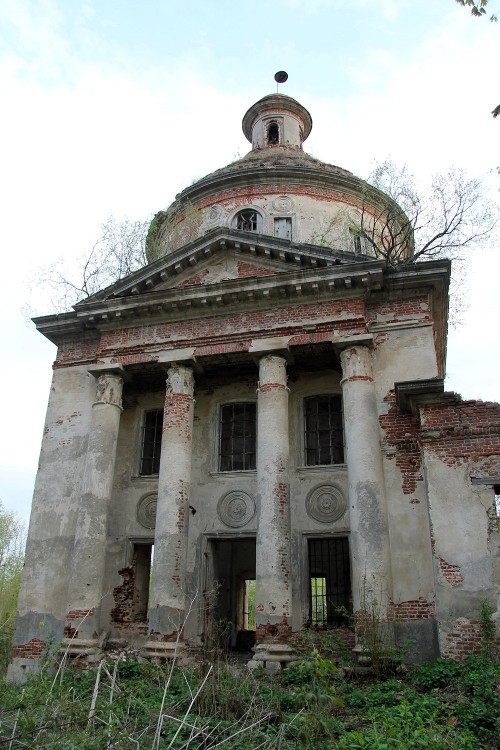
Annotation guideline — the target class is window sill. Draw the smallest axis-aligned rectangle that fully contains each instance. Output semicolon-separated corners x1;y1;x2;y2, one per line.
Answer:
131;475;159;482
296;464;347;475
209;470;257;478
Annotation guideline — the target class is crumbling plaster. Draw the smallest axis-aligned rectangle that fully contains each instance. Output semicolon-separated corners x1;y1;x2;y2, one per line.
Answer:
15;366;93;626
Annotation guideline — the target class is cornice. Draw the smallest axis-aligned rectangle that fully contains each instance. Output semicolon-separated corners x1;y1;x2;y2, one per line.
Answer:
172;164;395;216
84;228;371;302
32;231;451;356
385;260;450;378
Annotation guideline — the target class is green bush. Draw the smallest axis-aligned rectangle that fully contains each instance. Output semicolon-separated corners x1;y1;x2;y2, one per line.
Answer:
342;678;421;709
410;657;463;689
1;652;498;749
0;503;25;677
337;699;479;749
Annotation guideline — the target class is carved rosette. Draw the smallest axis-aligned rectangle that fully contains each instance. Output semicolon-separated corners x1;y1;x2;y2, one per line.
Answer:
137;493;158;529
306;484;347;524
206;204;225;226
217;490;256;528
272;195;294;212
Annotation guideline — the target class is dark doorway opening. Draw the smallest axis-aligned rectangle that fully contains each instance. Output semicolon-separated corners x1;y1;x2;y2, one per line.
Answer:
133;543;153;622
206;538;256;651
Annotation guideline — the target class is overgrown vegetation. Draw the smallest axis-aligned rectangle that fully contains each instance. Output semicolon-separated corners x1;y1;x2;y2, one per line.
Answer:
0;502;25;676
310;162;498;270
1;647;498;749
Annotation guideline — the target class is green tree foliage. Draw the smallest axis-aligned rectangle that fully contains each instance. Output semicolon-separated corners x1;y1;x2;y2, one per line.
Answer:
455;0;499;116
0;502;25;676
455;0;497;21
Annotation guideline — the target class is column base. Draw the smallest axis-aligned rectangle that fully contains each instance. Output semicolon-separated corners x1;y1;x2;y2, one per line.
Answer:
249;643;296;672
143;640;186;660
59;637;104;663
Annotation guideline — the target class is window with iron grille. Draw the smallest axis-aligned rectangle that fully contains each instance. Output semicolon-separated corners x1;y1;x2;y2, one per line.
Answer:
309;537;351;627
304;395;344;465
219;403;256;471
232;209;262;233
140;409;163;475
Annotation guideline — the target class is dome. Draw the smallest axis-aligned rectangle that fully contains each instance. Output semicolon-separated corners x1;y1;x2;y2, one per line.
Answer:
146;93;409;263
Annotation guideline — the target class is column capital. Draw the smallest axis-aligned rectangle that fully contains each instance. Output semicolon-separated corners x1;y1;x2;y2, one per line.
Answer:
87;362;129;380
88;364;126;409
331;333;374;355
158;348;203;374
249;336;293;365
166;362;195;397
258;353;288;389
339;344;373;384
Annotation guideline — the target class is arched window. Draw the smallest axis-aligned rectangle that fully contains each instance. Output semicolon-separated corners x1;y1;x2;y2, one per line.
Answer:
232;209;262;233
349;227;366;255
267;122;280;145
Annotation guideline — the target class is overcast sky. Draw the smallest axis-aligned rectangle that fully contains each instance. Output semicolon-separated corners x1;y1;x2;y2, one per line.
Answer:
1;0;499;523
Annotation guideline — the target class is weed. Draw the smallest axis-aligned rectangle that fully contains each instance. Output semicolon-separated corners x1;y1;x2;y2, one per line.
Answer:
411;657;463;689
478;599;497;658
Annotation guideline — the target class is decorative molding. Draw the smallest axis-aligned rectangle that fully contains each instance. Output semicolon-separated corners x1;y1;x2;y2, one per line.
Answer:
206;204;225;226
217;490;256;528
272;195;295;212
306;484;347;524
137;493;158;530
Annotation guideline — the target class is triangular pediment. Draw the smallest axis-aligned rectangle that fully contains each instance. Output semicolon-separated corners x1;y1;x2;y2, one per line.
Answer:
77;227;373;305
36;228;396;344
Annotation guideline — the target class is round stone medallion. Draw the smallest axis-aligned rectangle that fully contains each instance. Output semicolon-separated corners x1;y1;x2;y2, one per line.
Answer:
217;490;256;528
206;204;225;225
272;195;294;212
306;484;346;524
137;493;158;530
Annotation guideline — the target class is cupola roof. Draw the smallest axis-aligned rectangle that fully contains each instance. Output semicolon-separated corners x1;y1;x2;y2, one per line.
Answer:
242;93;313;146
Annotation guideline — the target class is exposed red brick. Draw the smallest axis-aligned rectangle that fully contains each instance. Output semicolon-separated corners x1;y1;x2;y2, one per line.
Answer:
439;558;463;587
419;400;500;470
388;598;435;621
12;638;46;659
444;618;484;661
237;261;275;279
379;390;423;494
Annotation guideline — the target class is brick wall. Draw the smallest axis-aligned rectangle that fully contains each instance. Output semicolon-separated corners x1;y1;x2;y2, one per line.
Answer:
55;336;100;367
379;390;423;494
388;598;436;621
419;400;500;469
444;618;482;660
12;638;46;659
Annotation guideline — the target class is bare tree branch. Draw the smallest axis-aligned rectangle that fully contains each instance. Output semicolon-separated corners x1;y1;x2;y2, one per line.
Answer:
359;161;498;268
29;215;149;314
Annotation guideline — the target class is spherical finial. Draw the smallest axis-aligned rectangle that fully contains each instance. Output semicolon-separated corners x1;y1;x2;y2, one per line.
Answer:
274;71;288;84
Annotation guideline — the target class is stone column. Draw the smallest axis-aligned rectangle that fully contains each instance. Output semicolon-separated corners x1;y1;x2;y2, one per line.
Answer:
254;354;292;667
66;364;125;645
339;344;392;617
148;363;195;641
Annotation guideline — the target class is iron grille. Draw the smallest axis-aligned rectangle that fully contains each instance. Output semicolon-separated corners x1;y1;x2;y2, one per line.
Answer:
219;402;256;471
304;395;344;465
140;409;163;475
308;537;351;627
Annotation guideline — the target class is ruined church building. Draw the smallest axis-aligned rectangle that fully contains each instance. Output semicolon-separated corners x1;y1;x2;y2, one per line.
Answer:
10;90;500;680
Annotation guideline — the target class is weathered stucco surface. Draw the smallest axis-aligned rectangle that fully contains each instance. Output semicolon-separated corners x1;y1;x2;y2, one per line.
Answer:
10;92;499;680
